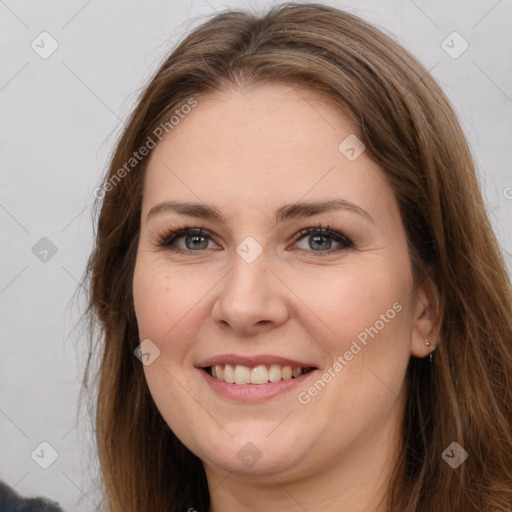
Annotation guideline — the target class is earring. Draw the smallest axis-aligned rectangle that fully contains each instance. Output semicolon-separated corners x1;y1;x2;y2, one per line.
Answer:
426;338;433;363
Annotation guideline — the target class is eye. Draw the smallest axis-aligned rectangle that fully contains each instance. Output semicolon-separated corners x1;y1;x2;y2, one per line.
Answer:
291;224;353;255
155;223;354;256
156;227;219;255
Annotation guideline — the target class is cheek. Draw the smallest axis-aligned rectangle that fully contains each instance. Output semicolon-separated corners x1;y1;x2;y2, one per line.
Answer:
291;260;412;349
290;257;414;412
132;257;208;447
132;256;206;346
315;264;412;409
292;266;412;441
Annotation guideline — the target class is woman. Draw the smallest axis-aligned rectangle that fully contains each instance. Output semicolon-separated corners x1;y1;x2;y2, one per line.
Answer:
83;3;512;511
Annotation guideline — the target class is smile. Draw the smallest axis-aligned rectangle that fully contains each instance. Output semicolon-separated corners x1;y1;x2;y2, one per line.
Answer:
196;354;319;401
206;363;315;384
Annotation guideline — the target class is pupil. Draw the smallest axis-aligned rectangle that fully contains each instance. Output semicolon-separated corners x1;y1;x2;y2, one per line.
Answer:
186;235;208;250
311;235;330;250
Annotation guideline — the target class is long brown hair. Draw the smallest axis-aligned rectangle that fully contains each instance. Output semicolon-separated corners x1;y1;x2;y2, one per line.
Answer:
82;3;512;511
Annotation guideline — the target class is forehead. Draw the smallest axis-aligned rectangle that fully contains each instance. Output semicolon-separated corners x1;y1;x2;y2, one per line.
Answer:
141;84;391;220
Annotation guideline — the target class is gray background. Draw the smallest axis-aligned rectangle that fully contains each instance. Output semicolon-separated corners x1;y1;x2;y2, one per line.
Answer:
1;0;511;510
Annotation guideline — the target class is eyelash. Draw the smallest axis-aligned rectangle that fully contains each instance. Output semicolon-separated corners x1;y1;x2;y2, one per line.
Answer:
154;223;354;257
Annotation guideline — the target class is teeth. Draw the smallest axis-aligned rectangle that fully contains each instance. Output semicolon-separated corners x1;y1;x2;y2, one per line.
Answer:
223;364;235;383
251;365;269;384
281;366;292;380
208;364;310;384
213;364;223;380
268;364;282;382
234;365;251;384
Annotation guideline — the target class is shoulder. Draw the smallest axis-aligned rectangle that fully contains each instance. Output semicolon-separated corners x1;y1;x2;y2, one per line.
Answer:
0;480;64;512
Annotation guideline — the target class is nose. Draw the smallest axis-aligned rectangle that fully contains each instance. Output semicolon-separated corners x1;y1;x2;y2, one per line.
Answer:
211;250;289;337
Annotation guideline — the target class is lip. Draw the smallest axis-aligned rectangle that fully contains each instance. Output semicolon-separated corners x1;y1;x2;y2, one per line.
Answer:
198;366;318;402
195;354;317;369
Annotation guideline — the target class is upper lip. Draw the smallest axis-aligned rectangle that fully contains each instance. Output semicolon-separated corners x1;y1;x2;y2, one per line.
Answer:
196;354;318;369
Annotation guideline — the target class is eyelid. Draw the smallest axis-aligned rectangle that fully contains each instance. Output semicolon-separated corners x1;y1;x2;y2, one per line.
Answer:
155;223;354;255
291;225;352;245
156;227;220;249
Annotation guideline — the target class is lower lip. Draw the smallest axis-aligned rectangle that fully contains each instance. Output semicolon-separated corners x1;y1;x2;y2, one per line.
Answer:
198;368;317;402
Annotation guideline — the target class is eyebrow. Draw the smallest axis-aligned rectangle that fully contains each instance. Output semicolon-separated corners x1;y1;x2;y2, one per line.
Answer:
146;199;374;224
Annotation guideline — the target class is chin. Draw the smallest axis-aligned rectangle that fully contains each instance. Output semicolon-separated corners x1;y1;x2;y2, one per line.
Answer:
190;427;315;477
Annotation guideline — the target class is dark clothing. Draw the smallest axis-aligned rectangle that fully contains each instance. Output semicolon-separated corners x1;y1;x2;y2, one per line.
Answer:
0;481;64;512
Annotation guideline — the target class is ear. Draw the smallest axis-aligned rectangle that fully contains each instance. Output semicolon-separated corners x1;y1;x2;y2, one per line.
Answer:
410;268;443;358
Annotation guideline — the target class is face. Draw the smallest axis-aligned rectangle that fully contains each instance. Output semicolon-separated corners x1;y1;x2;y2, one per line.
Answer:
132;84;431;484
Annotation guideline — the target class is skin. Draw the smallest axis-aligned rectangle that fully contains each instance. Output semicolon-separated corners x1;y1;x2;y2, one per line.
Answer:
132;83;438;512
